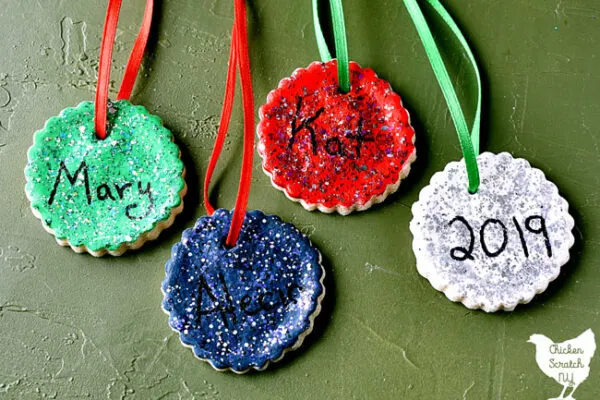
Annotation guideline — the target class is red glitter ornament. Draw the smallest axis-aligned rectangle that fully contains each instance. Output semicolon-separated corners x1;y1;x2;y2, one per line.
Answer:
257;60;416;214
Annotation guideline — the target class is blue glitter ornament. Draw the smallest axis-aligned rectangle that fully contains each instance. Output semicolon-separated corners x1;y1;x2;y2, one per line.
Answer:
162;209;325;373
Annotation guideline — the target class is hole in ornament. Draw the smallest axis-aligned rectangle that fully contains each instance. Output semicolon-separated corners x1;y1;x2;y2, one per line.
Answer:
468;181;480;195
219;236;235;251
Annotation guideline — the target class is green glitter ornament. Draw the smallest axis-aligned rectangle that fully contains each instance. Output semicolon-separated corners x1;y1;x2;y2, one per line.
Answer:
25;100;187;256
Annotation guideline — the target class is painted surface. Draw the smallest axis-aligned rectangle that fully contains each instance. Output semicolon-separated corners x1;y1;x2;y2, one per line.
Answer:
0;0;599;398
162;209;324;373
257;60;415;212
25;100;185;252
411;152;574;312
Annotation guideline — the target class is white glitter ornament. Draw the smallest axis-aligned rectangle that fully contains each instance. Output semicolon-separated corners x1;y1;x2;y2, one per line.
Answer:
410;152;575;312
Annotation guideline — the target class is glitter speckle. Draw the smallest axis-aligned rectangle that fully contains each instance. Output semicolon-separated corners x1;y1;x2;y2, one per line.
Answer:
162;209;325;373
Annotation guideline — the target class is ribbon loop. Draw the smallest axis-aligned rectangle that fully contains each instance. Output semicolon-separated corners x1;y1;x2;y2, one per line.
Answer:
312;0;350;93
95;0;154;140
403;0;482;193
204;27;237;217
203;0;255;248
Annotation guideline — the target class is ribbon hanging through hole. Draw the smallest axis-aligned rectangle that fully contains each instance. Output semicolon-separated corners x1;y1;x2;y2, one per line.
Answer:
312;0;350;93
94;0;154;140
203;0;255;248
403;0;482;193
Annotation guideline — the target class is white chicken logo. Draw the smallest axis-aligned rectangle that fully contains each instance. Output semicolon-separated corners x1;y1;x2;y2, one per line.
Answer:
528;329;596;400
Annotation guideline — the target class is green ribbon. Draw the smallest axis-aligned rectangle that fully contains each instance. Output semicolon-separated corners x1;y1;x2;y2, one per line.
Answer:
312;0;350;93
403;0;481;193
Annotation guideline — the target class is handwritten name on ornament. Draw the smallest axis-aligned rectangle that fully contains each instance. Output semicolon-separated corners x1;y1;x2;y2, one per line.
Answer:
47;160;154;220
196;272;304;328
287;97;374;159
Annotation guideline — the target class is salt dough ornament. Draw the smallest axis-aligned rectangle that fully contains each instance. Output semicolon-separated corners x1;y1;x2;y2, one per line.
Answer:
163;0;325;372
25;101;186;256
403;0;574;311
162;209;325;373
257;0;416;214
24;0;186;256
258;61;416;214
410;153;574;312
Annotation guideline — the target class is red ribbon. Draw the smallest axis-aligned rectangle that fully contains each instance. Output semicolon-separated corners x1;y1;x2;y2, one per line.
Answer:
94;0;154;140
204;0;255;247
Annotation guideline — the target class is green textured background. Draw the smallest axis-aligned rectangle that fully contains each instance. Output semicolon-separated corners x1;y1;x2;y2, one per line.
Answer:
1;0;599;398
